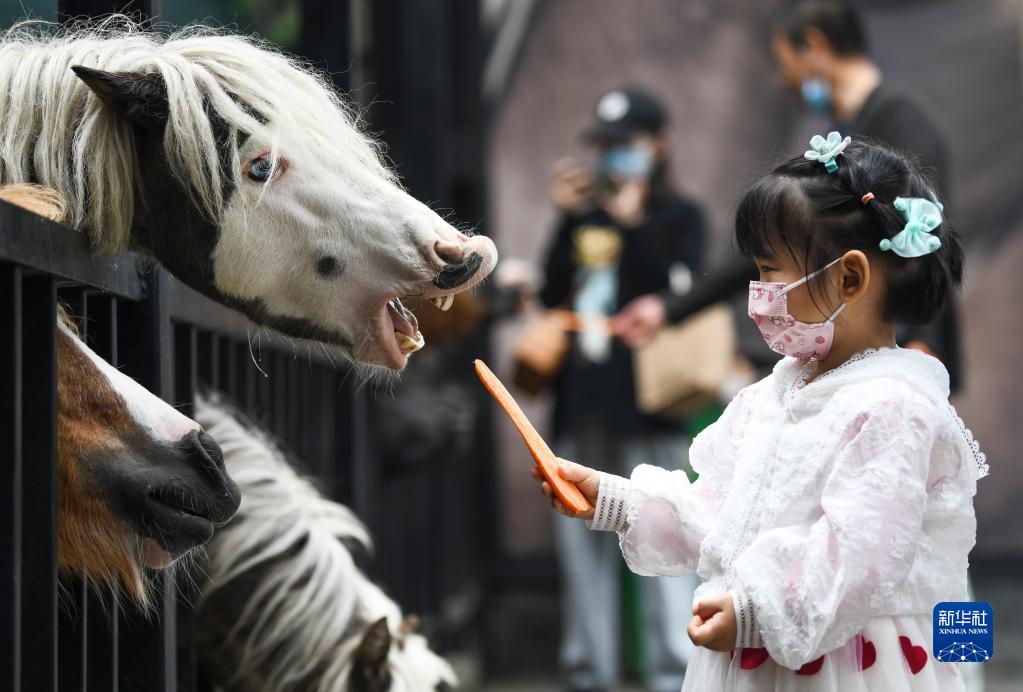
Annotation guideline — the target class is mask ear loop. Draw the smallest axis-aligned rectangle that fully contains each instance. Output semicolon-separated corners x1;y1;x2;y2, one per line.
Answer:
779;256;844;296
826;302;847;322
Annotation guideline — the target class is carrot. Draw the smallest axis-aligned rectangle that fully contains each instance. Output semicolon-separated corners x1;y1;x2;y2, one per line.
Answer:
474;359;591;514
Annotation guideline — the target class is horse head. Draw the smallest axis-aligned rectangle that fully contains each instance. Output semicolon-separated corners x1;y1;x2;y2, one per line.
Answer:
0;22;497;370
194;397;455;690
57;318;240;604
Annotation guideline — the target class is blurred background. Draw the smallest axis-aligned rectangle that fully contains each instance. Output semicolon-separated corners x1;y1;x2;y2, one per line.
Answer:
3;0;1020;690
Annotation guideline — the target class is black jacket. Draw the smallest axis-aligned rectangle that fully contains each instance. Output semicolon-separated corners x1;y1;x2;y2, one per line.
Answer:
540;194;706;438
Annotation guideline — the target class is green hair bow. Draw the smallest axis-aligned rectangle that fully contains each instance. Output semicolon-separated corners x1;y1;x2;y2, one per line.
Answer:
880;197;943;258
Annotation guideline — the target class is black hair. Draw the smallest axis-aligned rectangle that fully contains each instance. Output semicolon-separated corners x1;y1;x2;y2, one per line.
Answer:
735;138;963;326
775;0;868;57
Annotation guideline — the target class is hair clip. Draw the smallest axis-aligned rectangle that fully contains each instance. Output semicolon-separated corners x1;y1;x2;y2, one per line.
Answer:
879;197;944;258
861;192;875;205
804;131;852;173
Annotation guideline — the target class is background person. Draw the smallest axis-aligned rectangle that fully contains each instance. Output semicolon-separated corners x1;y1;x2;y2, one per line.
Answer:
540;86;706;692
616;0;963;394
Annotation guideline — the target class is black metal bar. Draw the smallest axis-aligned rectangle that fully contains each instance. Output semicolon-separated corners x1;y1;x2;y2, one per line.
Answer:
0;264;23;692
57;577;88;692
172;324;199;692
20;275;58;692
58;0;160;23
216;337;231;394
300;0;352;92
0;202;143;302
85;589;118;692
116;270;175;692
85;295;120;692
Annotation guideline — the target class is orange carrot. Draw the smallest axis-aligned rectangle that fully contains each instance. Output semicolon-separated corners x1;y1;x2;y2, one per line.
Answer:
474;359;591;514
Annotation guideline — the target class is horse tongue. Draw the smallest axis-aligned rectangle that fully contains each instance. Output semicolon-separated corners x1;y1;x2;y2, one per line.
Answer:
387;299;417;338
142;538;174;569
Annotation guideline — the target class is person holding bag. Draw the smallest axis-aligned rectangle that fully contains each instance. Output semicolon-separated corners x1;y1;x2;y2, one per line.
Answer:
537;86;707;692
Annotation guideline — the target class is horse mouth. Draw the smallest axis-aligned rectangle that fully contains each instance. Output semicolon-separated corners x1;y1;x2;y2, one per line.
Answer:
370;290;467;369
371;297;423;370
140;492;219;566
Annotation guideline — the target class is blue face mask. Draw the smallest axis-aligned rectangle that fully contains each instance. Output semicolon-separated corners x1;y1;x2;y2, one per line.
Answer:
598;147;654;180
801;78;832;115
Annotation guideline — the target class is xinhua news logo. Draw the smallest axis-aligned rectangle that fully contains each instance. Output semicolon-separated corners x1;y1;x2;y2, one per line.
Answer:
933;602;994;663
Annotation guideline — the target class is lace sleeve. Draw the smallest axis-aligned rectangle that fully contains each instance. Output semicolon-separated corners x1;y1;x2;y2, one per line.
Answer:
614;389;749;577
586;472;631;532
732;395;935;669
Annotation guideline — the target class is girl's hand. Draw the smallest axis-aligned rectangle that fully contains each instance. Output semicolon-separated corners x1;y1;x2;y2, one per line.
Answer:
530;459;599;520
687;592;738;652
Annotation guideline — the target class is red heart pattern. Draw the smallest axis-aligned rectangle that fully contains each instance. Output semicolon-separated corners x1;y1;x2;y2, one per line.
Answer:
740;648;769;669
795;655;825;675
900;635;928;674
855;634;877;671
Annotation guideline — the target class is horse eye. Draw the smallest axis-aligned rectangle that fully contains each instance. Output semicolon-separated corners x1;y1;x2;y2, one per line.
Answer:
247;156;276;183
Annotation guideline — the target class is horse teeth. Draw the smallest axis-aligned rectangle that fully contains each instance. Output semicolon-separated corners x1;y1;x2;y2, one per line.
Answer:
394;330;425;354
431;295;454;311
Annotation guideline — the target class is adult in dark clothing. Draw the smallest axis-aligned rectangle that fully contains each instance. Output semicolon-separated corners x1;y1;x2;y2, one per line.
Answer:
614;0;963;392
540;86;705;692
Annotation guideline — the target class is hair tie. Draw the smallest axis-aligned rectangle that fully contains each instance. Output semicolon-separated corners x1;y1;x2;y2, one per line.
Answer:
804;131;852;173
879;196;944;258
861;192;875;205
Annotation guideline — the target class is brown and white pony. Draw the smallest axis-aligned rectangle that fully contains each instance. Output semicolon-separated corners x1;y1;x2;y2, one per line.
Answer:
3;185;240;606
57;316;240;605
0;17;497;371
195;396;456;692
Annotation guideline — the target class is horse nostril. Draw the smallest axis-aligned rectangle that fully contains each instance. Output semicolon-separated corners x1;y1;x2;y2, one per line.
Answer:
433;238;464;266
193;430;226;470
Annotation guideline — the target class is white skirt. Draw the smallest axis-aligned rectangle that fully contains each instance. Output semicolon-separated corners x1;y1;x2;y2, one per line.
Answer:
681;615;966;692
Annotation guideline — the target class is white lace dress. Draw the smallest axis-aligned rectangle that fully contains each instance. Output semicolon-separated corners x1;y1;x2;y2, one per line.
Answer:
587;348;987;691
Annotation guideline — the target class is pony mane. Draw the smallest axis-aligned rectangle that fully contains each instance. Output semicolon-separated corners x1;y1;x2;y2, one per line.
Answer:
195;396;455;691
0;16;395;253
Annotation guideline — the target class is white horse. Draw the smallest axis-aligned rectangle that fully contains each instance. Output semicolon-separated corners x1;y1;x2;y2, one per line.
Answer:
195;395;456;692
0;18;497;370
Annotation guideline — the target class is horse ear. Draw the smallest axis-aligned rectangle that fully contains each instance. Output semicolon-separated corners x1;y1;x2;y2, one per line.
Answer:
71;65;169;126
355;616;392;674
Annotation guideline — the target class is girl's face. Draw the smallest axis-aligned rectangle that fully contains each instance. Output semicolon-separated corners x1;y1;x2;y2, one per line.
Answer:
754;251;841;325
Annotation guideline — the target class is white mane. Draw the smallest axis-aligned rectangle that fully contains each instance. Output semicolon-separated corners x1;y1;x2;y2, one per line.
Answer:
0;17;394;252
195;396;456;692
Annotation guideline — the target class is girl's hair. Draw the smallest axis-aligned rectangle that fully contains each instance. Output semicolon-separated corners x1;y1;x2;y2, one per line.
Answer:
735;139;963;325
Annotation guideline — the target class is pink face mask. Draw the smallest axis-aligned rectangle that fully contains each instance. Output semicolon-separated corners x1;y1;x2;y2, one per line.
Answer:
748;257;847;361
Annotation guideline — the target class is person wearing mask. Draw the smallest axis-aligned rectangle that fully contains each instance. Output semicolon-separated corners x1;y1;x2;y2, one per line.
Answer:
540;86;706;692
616;0;963;392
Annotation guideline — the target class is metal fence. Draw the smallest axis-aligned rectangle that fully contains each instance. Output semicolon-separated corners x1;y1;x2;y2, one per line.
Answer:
0;195;488;690
0;1;495;688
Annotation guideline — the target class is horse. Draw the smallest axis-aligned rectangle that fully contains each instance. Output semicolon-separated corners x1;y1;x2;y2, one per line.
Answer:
0;17;498;371
2;184;241;606
57;314;241;606
194;396;456;692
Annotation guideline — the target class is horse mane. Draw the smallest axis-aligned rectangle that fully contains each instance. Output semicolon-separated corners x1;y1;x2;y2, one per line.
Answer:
0;183;67;221
195;396;455;691
0;16;395;253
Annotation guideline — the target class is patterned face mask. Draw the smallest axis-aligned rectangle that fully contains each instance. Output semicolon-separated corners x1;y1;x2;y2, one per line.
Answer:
748;257;846;361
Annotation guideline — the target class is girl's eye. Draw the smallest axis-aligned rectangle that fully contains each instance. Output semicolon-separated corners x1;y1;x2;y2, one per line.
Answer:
247;156;276;183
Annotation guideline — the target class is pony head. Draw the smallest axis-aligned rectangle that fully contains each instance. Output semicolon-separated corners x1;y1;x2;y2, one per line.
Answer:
195;397;456;691
0;20;497;370
57;317;241;605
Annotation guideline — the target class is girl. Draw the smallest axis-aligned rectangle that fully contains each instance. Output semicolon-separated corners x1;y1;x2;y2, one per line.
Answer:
533;133;987;691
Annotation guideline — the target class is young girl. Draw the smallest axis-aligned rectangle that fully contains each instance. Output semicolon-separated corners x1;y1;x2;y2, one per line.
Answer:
533;133;987;691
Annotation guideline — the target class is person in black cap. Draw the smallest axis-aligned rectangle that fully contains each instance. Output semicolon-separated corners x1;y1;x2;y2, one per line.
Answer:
539;86;706;692
615;1;963;393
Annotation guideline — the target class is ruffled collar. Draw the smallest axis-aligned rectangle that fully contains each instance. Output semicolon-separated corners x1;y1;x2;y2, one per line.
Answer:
772;346;951;407
770;347;988;481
